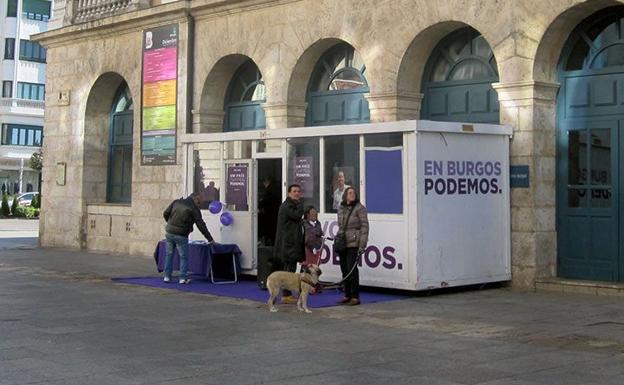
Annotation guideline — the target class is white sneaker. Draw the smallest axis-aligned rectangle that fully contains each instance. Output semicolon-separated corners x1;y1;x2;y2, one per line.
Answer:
163;276;171;283
179;278;191;284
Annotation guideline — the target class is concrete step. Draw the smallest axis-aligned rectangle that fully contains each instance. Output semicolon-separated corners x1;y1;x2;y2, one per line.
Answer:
536;277;624;297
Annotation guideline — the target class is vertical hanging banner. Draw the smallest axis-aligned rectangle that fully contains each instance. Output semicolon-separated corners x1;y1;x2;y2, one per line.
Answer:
293;156;314;198
226;165;249;208
141;24;178;165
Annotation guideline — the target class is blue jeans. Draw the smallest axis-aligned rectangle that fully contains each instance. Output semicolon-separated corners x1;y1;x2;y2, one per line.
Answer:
164;232;189;280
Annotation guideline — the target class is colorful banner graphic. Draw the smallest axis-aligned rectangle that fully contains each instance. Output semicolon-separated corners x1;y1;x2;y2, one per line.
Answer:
141;24;178;165
143;105;176;132
143;80;176;107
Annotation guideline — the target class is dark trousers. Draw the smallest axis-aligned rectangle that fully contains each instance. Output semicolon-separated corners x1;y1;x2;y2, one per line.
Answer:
339;247;360;299
282;260;297;296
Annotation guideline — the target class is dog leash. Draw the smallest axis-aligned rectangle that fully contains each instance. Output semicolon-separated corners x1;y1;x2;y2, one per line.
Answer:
311;236;361;289
317;258;360;289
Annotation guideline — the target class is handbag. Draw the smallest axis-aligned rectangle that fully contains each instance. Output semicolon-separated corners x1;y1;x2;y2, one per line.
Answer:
333;206;354;253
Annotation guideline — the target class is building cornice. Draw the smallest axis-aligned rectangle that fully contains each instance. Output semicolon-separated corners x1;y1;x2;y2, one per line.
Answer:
33;0;303;48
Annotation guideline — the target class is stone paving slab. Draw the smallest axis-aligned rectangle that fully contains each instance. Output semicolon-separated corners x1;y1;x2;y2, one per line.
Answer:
1;243;623;385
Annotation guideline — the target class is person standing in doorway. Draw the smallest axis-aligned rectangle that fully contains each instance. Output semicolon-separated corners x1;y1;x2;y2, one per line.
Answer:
162;193;214;284
332;170;350;211
273;184;305;304
336;187;369;306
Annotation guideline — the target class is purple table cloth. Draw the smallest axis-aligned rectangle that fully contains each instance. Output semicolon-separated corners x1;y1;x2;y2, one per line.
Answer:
154;240;242;278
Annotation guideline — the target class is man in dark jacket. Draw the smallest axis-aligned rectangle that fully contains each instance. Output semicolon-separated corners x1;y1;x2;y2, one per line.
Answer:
273;184;305;303
163;193;214;284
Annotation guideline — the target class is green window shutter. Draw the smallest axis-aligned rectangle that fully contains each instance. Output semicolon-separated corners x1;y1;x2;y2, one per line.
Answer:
23;0;51;17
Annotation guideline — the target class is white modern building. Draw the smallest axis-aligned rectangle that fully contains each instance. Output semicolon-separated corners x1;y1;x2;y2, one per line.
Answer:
0;0;52;195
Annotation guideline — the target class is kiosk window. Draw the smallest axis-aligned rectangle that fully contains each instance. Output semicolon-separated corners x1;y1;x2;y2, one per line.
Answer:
287;138;320;209
325;135;359;213
365;133;403;214
193;146;221;210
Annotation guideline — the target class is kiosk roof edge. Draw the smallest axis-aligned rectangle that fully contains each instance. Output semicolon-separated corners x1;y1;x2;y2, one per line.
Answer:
181;120;512;144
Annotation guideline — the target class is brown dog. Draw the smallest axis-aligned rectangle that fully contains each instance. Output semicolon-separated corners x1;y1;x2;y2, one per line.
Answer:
266;265;322;313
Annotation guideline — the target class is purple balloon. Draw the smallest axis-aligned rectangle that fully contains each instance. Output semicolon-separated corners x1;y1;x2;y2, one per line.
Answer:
220;212;234;226
208;201;223;214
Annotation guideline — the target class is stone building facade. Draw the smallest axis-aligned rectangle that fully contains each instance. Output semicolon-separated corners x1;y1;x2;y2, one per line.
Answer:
35;0;624;290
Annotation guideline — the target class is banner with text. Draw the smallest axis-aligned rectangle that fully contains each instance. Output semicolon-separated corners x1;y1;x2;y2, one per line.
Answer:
141;24;178;165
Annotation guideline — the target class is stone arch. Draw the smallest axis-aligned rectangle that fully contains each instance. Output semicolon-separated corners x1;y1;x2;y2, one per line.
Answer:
83;72;133;204
397;22;500;122
196;54;265;132
397;21;472;97
395;21;500;120
533;0;623;83
287;37;369;127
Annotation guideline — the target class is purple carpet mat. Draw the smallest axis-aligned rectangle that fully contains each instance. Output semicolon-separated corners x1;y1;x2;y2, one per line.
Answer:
111;276;407;308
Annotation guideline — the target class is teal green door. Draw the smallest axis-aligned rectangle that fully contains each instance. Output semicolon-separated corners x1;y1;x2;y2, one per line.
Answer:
557;11;624;282
557;119;620;281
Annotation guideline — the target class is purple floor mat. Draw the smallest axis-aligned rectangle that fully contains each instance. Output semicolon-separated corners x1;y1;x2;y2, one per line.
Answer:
111;276;407;308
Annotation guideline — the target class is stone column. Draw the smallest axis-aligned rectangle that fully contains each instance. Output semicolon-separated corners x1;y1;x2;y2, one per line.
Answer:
366;92;423;122
49;0;70;30
191;109;224;133
262;102;307;129
493;80;560;290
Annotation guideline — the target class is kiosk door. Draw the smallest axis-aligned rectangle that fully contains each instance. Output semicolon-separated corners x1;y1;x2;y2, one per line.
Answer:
256;159;283;280
223;160;255;269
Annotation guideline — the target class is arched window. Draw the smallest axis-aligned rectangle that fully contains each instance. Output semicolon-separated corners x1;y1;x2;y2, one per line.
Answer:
306;42;370;126
422;27;499;124
108;83;133;203
563;13;624;71
223;60;266;131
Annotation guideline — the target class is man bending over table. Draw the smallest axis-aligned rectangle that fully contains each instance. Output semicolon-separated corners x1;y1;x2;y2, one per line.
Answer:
163;193;215;284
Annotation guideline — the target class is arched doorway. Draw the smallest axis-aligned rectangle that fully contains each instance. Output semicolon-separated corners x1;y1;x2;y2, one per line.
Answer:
557;7;624;282
421;27;499;124
83;72;134;205
223;60;266;131
108;82;133;203
306;42;370;126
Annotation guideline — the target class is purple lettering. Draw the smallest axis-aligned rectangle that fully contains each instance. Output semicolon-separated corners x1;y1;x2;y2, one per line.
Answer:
479;178;490;194
447;161;456;176
434;161;443;176
468;178;479;193
424;160;433;176
435;179;446;194
494;161;501;176
424;178;434;195
382;247;397;269
364;246;381;268
320;245;331;264
447;178;457;194
465;161;474;176
490;178;499;194
458;178;467;194
475;161;483;176
484;162;494;176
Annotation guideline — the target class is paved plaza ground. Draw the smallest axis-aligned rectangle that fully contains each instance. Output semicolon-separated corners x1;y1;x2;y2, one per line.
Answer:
0;219;623;385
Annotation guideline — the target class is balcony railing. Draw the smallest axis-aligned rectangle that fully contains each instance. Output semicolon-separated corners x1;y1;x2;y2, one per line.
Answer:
0;98;45;110
71;0;149;23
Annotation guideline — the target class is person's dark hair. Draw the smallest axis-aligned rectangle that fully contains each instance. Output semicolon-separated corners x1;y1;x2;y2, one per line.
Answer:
341;187;359;206
304;205;317;219
288;184;301;193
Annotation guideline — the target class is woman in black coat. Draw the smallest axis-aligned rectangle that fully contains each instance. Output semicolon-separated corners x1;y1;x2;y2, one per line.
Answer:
273;184;305;302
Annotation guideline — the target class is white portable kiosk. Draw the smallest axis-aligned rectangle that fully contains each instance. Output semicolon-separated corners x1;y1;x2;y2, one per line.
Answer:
183;120;512;291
